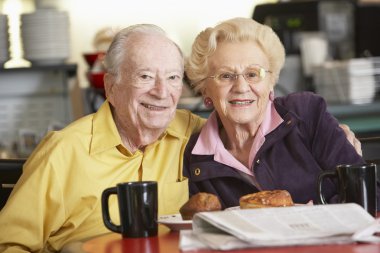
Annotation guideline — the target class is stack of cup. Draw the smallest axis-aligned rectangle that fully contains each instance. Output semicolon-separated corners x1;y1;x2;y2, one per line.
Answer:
21;8;70;65
300;34;329;77
0;14;10;67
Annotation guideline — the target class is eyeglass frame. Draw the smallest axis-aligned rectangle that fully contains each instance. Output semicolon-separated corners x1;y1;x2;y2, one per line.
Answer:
192;64;272;87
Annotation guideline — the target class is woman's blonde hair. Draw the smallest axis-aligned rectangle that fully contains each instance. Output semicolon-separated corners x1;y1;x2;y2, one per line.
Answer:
186;17;285;94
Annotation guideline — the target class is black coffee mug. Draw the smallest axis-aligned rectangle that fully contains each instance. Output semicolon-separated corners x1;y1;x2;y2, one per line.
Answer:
317;164;377;216
101;181;158;237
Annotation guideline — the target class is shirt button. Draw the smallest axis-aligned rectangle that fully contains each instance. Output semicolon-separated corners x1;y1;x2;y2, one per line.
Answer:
194;168;201;176
286;120;292;125
256;159;260;164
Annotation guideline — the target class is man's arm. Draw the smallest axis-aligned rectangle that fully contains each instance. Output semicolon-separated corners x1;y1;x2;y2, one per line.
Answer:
339;124;362;156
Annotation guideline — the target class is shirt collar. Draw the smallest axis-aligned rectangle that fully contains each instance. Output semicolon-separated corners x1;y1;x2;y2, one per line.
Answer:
192;110;219;155
90;101;122;155
192;101;283;167
165;111;192;140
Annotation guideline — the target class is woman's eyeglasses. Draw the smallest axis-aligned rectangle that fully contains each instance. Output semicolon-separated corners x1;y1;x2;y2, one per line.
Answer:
194;65;271;87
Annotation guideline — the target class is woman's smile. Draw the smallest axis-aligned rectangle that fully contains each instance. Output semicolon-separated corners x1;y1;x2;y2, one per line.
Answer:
228;99;254;106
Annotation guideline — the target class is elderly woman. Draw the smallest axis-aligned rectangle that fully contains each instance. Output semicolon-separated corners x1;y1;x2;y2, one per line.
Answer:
183;17;375;208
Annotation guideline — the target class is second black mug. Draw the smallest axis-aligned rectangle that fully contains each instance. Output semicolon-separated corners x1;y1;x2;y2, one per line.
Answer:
317;164;377;216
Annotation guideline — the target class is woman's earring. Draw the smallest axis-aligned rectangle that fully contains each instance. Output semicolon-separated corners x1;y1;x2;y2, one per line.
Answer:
269;90;274;101
204;97;213;108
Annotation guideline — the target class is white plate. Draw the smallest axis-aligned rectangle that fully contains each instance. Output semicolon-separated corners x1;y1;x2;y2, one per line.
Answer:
225;206;240;211
158;214;192;231
225;203;306;211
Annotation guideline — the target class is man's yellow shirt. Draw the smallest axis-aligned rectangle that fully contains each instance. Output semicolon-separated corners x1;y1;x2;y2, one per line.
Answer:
0;101;205;252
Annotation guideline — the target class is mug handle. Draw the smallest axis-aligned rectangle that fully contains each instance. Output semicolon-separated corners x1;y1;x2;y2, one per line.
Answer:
101;187;121;233
317;170;337;204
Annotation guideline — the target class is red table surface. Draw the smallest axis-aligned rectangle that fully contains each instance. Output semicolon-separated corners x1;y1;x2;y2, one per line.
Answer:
82;223;380;253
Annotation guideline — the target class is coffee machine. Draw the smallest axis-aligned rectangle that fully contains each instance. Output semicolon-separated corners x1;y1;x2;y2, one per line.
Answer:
355;3;380;58
253;0;356;59
253;0;356;93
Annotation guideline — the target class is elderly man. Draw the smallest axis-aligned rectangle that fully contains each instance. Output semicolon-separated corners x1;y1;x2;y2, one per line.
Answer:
0;23;361;252
0;24;204;252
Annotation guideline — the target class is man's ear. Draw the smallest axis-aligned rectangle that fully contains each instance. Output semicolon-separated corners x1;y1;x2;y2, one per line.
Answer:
104;73;114;100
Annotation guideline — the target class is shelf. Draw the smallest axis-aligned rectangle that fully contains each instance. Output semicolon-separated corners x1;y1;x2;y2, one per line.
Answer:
0;92;68;98
327;98;380;136
0;63;77;77
0;63;78;156
327;99;380;118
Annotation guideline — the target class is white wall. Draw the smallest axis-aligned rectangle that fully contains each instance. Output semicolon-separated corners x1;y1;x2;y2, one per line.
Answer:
61;0;266;87
2;0;274;87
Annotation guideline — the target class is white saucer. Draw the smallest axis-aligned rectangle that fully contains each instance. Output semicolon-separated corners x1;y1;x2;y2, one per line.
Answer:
158;214;192;231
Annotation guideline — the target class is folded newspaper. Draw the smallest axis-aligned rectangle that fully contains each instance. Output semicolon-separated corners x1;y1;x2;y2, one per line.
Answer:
179;203;380;251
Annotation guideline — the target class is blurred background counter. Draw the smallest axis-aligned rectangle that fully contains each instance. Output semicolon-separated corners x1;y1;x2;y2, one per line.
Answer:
0;0;380;159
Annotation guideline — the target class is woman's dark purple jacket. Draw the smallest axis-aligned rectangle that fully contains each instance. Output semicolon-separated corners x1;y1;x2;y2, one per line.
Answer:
183;92;380;209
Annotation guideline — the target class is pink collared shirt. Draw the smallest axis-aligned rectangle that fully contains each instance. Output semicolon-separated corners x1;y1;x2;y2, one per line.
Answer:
192;101;283;176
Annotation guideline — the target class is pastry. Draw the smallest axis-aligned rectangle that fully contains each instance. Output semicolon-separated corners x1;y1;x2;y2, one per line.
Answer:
180;192;222;220
239;190;294;209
